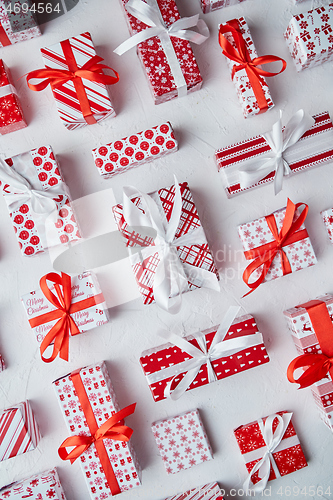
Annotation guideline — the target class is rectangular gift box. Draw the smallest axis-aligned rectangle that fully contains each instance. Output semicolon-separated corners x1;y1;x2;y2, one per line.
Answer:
200;0;247;13
53;361;141;499
321;207;333;244
0;400;41;461
219;17;274;118
0;468;67;500
118;0;203;104
0;59;27;134
112;181;219;306
216;111;333;197
40;32;116;130
284;4;333;71
0;0;41;47
92;122;178;179
0;144;80;257
140;314;269;402
165;482;224;500
152;409;213;474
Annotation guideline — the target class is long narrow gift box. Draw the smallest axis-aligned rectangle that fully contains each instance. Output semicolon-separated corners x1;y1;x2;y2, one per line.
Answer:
0;0;41;47
0;468;67;500
165;482;223;500
53;361;141;498
200;0;247;13
0;59;27;134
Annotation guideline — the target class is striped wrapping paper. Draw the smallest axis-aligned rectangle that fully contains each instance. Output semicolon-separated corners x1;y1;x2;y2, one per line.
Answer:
165;482;224;500
0;400;41;461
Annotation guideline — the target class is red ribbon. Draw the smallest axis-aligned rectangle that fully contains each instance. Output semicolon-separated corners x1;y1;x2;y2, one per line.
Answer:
26;39;119;125
218;19;286;113
242;199;309;294
29;272;105;363
0;24;11;47
58;370;136;496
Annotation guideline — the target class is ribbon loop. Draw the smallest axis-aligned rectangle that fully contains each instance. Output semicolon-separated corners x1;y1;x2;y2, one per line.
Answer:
287;353;333;388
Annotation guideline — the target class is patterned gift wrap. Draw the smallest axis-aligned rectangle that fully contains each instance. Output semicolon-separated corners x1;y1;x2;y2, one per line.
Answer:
284;4;333;71
0;0;41;47
152;409;213;474
140;314;269;402
0;353;4;372
321;208;333;244
0;59;27;134
0;400;41;461
0;145;81;256
215;111;333;197
92;122;178;179
53;361;141;499
0;468;67;500
5;0;38;33
165;482;223;500
201;0;247;13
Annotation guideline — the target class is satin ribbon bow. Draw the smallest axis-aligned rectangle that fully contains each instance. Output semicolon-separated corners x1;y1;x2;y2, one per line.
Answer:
242;199;309;295
219;20;286;113
287;353;333;388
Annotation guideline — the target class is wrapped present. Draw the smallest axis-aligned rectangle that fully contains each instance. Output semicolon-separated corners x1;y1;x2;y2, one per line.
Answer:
0;400;41;461
114;0;209;104
53;361;141;498
0;353;4;372
284;295;333;431
0;59;27;134
234;411;307;494
201;0;247;13
152;409;213;474
21;271;109;363
218;17;286;118
0;0;41;47
0;468;67;500
5;0;38;33
92;122;178;179
216;110;333;197
321;207;333;243
112;179;219;312
140;306;269;401
284;4;333;71
165;482;223;500
238;199;317;294
0;145;80;256
26;32;119;130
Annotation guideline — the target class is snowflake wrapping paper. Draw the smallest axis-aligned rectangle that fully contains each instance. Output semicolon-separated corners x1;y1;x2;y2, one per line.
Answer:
0;145;81;257
92;122;178;179
165;482;224;500
284;4;333;71
53;361;141;499
0;59;27;134
321;207;333;243
0;468;67;500
0;0;41;47
0;400;41;462
152;409;213;474
5;0;38;33
200;0;247;14
215;111;333;198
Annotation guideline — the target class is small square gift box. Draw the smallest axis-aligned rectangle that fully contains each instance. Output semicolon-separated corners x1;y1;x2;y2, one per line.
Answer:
165;482;224;500
284;4;333;72
284;295;333;431
92;122;178;179
114;0;209;105
0;59;27;135
0;0;41;47
140;306;269;401
238;198;317;294
216;110;333;197
0;400;41;461
218;17;286;118
321;207;333;244
0;145;80;257
234;411;307;494
200;0;248;14
21;271;109;363
151;408;213;474
112;179;219;313
0;468;67;500
26;32;119;130
53;361;141;498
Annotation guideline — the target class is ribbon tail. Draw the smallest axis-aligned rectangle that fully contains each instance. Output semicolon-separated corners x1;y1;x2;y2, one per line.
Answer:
165;363;202;400
243;454;271;494
114;27;162;55
273;159;285;195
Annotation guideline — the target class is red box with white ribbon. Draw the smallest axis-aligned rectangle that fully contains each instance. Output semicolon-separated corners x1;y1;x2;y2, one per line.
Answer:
165;482;224;500
0;468;67;500
0;1;41;47
200;0;247;13
321;208;333;244
0;59;27;134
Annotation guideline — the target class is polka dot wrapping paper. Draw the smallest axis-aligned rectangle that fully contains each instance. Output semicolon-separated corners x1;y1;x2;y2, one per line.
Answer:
0;59;27;135
164;482;224;500
0;468;67;500
200;0;247;14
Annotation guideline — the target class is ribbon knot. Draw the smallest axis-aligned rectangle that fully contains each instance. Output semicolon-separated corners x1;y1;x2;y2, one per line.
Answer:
287;353;333;388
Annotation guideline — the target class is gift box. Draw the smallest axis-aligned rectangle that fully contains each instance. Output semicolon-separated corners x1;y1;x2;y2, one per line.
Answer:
234;411;307;493
152;409;213;474
53;361;141;498
0;468;67;500
215;111;333;197
0;353;5;372
321;207;333;244
238;199;317;293
112;180;219;311
0;400;41;461
5;0;38;33
0;0;41;47
284;4;333;71
284;295;333;431
0;59;27;134
200;0;247;13
0;144;81;256
21;271;109;363
165;482;223;500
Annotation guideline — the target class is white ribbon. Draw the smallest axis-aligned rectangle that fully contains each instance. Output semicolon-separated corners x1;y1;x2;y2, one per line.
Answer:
114;0;209;97
0;84;17;99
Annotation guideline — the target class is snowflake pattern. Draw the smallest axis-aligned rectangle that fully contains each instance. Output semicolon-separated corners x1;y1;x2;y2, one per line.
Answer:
0;469;66;499
321;208;333;244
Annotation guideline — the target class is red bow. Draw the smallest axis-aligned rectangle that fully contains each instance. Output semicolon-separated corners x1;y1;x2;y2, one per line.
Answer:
287;353;333;388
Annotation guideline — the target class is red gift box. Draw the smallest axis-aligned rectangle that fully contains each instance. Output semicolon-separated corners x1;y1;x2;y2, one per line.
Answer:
165;482;223;500
0;59;27;134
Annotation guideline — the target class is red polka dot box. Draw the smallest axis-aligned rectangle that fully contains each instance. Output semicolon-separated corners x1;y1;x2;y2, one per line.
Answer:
0;59;27;135
0;468;67;500
164;482;224;500
0;145;81;257
92;122;178;179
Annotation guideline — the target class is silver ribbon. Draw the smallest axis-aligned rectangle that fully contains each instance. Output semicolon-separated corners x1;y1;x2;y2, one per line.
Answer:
0;84;17;99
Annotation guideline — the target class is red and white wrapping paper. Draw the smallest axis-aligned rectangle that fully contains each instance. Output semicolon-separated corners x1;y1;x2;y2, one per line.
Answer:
53;361;141;499
201;0;247;13
0;1;41;47
321;208;333;243
0;145;80;256
216;111;333;197
165;482;223;500
0;59;27;134
152;409;213;474
0;468;67;500
92;122;178;179
0;400;41;461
